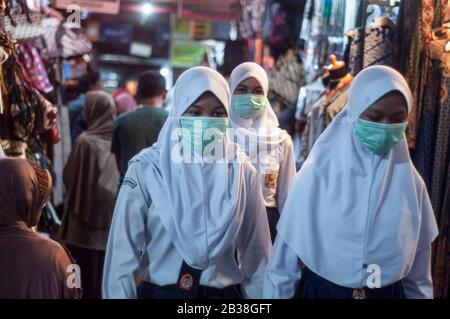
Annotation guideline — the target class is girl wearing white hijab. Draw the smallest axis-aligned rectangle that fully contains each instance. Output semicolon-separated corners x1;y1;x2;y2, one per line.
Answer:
264;66;439;299
102;67;271;299
229;62;296;242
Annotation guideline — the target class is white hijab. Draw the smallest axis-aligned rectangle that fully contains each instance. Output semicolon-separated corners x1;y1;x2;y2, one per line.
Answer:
228;62;289;158
277;66;439;288
135;67;248;269
0;144;5;159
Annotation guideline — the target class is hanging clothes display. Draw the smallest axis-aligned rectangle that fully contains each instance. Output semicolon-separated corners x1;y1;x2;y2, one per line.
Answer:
396;0;442;149
347;17;397;76
300;55;352;160
0;53;58;158
0;0;92;226
239;0;268;39
267;49;305;110
392;0;450;299
266;0;307;59
16;43;53;94
300;0;347;76
413;38;450;300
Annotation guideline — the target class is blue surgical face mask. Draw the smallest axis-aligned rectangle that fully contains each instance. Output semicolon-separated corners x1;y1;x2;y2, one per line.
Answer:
231;94;267;119
354;119;408;155
179;116;228;155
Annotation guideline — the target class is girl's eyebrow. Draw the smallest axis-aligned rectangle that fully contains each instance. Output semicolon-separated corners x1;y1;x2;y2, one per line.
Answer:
367;108;384;115
391;110;407;116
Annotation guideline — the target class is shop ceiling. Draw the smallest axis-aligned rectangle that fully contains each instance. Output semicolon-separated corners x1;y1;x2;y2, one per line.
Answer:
121;0;241;20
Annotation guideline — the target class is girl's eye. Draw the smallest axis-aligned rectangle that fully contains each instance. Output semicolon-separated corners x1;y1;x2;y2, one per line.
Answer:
236;88;247;94
254;89;264;95
366;115;381;122
214;111;227;117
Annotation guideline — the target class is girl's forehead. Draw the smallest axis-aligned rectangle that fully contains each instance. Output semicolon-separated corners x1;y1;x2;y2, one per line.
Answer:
239;77;262;87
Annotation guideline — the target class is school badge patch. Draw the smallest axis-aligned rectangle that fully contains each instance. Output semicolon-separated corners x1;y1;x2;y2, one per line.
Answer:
352;288;366;300
265;172;278;189
179;273;194;291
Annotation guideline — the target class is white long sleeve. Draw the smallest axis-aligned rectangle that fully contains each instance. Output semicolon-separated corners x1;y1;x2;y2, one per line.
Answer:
402;245;434;299
237;170;272;299
0;144;5;158
103;158;273;299
263;236;302;299
275;137;296;212
102;159;150;299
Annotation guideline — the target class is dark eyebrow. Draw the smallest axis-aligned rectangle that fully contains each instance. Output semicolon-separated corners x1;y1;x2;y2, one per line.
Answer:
236;84;248;89
392;110;407;116
368;108;384;115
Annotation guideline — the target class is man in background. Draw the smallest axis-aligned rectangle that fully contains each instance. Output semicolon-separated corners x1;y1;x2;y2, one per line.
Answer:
112;71;168;185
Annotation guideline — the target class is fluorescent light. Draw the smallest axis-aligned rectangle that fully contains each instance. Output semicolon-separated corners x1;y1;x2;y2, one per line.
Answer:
142;3;154;15
160;67;169;77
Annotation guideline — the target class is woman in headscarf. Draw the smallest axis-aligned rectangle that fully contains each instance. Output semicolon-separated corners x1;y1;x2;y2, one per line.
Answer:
264;66;439;299
103;67;271;299
228;62;296;242
60;91;120;299
0;158;81;298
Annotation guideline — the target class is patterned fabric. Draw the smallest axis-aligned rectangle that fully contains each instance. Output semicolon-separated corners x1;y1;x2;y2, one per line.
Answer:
267;49;305;108
429;42;450;300
16;43;53;94
422;0;436;43
400;0;447;149
441;0;450;23
239;0;267;39
363;19;396;69
397;0;422;148
413;44;441;190
348;19;396;76
413;39;450;299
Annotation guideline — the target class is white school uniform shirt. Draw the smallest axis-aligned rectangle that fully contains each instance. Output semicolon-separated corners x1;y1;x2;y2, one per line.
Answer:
228;62;296;211
264;66;439;299
0;144;5;159
102;67;271;299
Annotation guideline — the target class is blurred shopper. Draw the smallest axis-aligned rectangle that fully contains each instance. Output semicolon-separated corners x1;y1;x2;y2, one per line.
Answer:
69;71;103;144
112;88;138;116
103;67;271;299
111;71;168;185
60;91;119;299
228;63;296;242
0;158;81;299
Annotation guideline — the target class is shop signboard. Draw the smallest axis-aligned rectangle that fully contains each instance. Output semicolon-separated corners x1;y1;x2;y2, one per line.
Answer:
101;22;133;44
171;17;207;68
55;0;121;15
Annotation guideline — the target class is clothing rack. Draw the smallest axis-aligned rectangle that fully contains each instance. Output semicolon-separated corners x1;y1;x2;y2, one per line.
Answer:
357;0;400;68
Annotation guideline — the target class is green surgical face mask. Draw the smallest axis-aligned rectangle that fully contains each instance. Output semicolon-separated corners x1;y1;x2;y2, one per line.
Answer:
179;116;229;155
231;94;267;119
354;119;408;155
